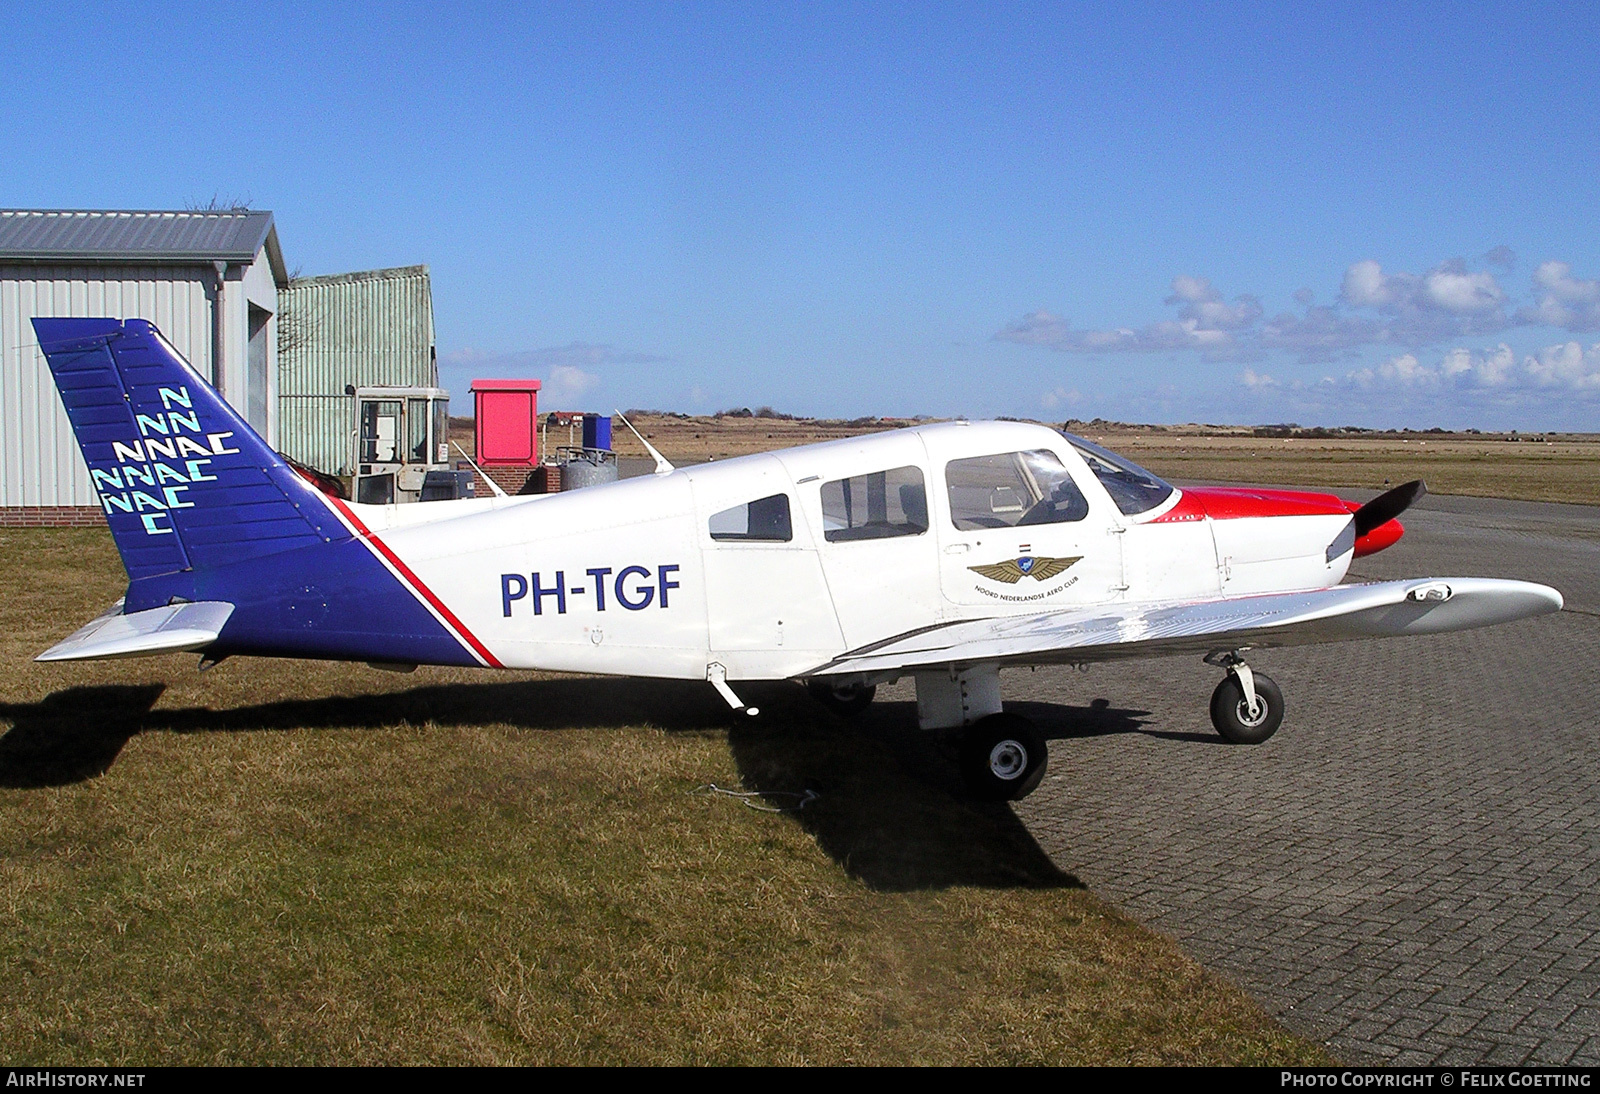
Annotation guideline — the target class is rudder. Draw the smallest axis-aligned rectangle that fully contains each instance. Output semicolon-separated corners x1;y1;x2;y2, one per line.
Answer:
32;317;349;589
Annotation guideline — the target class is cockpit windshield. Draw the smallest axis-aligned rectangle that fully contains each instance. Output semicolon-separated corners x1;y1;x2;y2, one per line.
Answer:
1062;432;1175;516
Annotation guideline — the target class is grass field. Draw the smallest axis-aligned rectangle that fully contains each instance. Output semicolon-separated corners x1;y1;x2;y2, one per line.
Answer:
0;529;1328;1065
11;415;1593;1065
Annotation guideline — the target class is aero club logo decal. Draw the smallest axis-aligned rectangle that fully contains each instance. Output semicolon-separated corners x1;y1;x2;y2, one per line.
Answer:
968;555;1082;584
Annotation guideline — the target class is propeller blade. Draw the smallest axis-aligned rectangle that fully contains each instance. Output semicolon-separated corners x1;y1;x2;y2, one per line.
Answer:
1354;479;1427;537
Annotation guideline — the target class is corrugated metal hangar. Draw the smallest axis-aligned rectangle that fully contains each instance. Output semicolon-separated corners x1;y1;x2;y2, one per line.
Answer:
277;266;436;476
0;209;436;523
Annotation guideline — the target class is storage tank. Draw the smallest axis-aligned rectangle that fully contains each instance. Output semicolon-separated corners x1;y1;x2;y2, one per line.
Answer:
561;451;619;490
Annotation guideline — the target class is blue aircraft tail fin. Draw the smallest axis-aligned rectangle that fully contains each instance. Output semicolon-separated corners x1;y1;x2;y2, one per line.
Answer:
32;317;349;585
34;317;486;667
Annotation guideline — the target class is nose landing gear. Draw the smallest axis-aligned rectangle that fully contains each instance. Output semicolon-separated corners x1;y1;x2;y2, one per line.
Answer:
1204;650;1284;744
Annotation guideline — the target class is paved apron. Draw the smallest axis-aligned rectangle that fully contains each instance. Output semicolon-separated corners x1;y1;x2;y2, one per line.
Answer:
1005;492;1597;1064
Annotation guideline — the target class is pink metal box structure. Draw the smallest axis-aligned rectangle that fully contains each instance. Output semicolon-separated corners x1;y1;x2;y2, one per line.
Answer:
471;378;542;466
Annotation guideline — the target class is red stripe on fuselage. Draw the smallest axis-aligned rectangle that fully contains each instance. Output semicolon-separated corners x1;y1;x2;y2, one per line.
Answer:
327;497;504;669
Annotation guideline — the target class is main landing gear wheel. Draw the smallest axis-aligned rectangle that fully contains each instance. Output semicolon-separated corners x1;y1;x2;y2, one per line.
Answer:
1209;672;1285;744
806;678;877;717
960;713;1048;801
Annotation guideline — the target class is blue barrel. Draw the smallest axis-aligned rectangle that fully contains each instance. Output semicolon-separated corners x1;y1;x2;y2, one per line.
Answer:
583;415;612;452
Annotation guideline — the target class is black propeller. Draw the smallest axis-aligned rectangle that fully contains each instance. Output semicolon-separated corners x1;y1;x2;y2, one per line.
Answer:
1353;479;1427;538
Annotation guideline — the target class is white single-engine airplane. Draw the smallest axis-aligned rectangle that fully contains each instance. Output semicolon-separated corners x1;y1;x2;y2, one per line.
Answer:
33;318;1564;800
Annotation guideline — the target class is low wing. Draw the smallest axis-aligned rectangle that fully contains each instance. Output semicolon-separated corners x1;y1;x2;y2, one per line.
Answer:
37;599;235;662
816;578;1563;677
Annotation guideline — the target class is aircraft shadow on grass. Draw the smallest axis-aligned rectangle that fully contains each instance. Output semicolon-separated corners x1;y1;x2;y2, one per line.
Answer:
0;677;1188;891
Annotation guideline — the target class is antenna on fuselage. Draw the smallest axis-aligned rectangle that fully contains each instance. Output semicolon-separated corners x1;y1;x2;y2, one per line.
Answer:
451;441;508;498
615;410;675;474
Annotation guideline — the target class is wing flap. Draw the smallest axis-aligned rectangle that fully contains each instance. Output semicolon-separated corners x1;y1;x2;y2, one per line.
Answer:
819;578;1563;675
37;599;235;662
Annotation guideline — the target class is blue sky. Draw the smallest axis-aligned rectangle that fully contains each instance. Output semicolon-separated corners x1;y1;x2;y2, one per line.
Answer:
4;2;1598;428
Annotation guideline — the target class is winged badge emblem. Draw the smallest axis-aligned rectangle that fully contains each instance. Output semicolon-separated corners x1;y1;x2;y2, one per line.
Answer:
968;555;1082;584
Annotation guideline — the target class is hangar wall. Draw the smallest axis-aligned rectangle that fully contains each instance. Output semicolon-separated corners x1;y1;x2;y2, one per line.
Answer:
0;212;434;522
0;209;287;524
0;265;217;510
276;265;437;475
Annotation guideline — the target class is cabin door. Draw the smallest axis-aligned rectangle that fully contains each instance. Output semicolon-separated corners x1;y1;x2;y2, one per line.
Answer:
930;445;1126;611
799;462;941;650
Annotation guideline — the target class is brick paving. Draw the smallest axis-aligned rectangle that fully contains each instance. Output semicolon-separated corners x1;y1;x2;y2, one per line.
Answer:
994;494;1598;1064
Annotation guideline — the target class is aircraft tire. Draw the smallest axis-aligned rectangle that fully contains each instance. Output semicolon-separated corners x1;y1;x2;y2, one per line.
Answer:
961;713;1048;801
806;679;877;717
1209;673;1285;744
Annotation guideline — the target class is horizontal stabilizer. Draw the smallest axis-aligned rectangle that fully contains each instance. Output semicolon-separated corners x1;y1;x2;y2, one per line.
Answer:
37;599;235;662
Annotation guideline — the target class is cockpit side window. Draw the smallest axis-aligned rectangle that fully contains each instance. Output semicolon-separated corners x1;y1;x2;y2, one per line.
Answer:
820;466;928;542
1062;432;1175;516
709;493;793;542
945;450;1089;530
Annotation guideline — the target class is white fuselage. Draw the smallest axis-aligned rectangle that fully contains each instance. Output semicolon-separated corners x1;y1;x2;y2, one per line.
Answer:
352;421;1355;680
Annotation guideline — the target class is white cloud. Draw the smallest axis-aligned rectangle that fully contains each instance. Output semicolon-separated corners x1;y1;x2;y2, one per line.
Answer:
442;342;669;370
1166;275;1213;304
1239;369;1278;389
1534;261;1600;304
438;341;667;411
1340;342;1596;394
998;309;1072;347
1440;344;1516;386
542;364;601;403
1420;267;1504;313
1040;385;1084;409
1520;262;1600;332
1341;259;1415;309
1348;354;1433;390
996;276;1261;358
1260;306;1381;362
1171;276;1264;331
1523;341;1600;390
1383;353;1434;386
1001;256;1599;371
1340;259;1506;316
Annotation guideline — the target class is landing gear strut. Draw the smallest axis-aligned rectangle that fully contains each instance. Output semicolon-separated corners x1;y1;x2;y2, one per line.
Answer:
913;666;1048;801
1204;650;1284;744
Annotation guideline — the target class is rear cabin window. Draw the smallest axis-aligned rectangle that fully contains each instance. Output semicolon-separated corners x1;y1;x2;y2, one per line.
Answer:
1062;433;1174;516
820;466;928;542
945;450;1090;529
709;493;793;542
